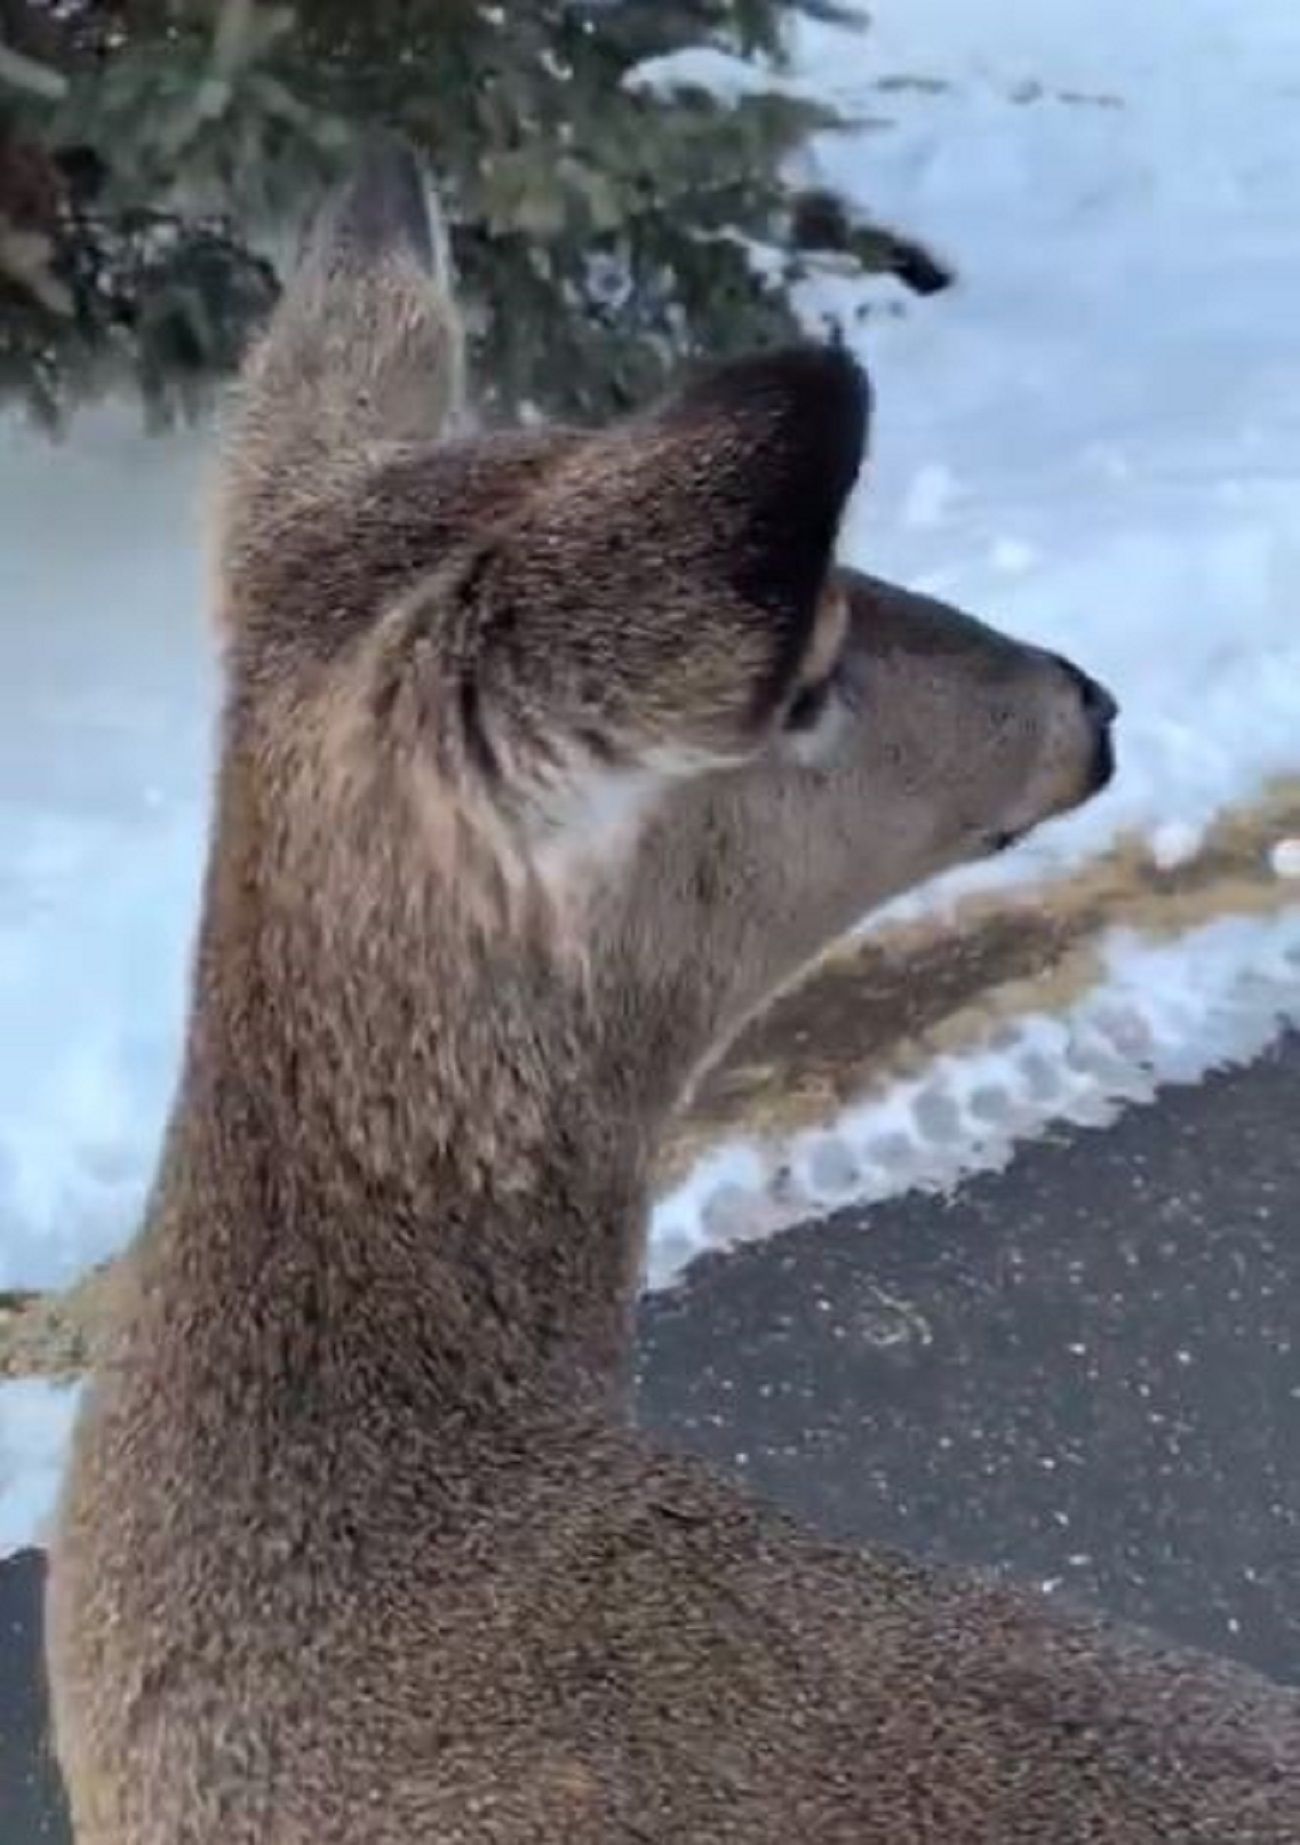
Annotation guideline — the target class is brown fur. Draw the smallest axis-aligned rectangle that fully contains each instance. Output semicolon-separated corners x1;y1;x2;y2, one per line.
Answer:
47;139;1299;1842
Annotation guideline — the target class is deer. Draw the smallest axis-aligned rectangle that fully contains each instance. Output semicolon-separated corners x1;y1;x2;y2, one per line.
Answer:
46;139;1300;1843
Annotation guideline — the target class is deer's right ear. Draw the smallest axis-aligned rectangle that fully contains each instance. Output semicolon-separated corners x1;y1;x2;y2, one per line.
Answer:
220;134;464;538
296;131;442;282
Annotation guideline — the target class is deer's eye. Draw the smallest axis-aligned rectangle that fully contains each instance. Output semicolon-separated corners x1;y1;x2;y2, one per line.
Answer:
778;644;857;768
782;579;850;744
782;673;836;735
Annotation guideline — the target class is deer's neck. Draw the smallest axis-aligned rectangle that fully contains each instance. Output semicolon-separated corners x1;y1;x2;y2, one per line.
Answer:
143;822;656;1431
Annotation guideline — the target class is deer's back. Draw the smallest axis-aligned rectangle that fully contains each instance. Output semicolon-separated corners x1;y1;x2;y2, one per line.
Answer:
50;1403;1300;1844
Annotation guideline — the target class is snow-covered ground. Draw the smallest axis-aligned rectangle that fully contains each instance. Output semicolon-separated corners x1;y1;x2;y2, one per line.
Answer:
648;0;1300;1263
0;416;212;1292
649;910;1300;1284
802;0;1300;881
3;0;1300;1551
0;1378;80;1559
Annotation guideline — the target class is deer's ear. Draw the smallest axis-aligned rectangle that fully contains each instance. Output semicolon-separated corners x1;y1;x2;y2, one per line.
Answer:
643;343;870;724
298;132;441;279
467;345;871;783
219;134;464;554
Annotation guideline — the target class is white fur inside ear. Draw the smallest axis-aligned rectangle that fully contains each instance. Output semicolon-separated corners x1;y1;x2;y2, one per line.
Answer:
527;741;728;892
535;762;657;855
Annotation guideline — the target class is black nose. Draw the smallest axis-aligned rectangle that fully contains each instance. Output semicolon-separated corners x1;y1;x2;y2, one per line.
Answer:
1049;653;1118;794
1055;654;1119;726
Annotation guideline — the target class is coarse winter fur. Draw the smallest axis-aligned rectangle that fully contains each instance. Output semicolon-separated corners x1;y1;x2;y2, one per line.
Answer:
47;138;1299;1842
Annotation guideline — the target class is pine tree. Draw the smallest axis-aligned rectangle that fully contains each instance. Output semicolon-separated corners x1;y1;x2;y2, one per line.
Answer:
0;0;947;432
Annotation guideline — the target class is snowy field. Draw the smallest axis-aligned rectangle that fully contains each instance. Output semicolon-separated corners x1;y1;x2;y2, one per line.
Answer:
3;0;1300;1550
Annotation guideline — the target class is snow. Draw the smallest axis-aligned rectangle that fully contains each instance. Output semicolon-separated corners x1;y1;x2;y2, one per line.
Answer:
1149;821;1206;874
0;1378;81;1557
648;909;1300;1285
0;415;213;1292
3;0;1300;1551
788;0;1300;893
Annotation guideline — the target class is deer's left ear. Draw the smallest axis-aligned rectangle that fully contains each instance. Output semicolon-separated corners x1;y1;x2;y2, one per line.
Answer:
638;344;871;728
462;344;871;781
